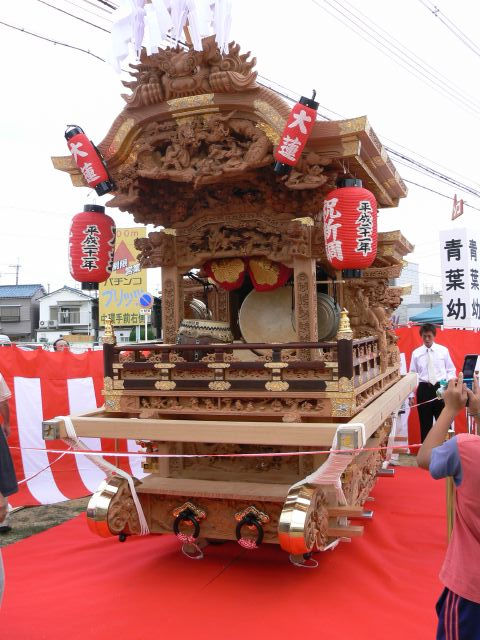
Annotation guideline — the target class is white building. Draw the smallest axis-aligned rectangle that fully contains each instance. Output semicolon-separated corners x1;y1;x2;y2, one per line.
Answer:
36;285;139;347
36;286;95;345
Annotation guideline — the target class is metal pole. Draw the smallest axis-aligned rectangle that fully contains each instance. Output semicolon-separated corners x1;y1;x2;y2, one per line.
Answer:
144;312;148;342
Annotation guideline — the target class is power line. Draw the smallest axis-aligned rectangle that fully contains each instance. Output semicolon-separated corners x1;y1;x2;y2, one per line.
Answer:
417;0;480;60
79;0;115;15
0;19;106;62
95;0;117;9
403;179;480;212
258;74;480;190
311;0;480;118
258;76;480;201
62;0;114;23
337;0;479;105
8;5;480;210
73;0;480;192
36;0;110;33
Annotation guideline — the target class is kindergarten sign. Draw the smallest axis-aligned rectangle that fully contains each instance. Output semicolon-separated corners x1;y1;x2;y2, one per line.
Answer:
99;227;147;326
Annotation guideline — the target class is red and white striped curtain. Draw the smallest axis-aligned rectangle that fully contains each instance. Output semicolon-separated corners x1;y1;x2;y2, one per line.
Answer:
0;346;145;507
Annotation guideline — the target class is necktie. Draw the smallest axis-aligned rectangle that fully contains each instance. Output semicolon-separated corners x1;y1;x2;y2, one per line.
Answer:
427;349;436;385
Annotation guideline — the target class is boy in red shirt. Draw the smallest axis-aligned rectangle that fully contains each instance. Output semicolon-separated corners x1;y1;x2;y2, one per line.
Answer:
418;373;480;639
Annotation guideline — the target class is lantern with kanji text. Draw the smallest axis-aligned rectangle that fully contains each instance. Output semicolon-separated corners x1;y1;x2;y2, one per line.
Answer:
69;205;116;290
322;178;377;272
65;125;115;196
274;91;319;174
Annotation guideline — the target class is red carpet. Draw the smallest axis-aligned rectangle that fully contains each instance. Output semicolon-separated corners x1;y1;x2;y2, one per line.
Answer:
2;467;446;640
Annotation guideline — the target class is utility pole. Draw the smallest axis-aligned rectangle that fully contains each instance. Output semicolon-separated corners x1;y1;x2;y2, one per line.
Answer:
8;260;20;285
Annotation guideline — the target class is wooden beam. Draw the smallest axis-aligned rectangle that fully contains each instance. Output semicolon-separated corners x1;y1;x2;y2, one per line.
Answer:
326;524;364;537
354;373;416;441
136;476;290;502
327;505;364;518
43;414;339;446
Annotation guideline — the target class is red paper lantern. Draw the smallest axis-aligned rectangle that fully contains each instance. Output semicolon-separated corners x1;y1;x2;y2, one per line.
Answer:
65;125;115;196
322;179;377;271
204;258;246;291
69;205;116;290
274;92;319;174
247;257;293;292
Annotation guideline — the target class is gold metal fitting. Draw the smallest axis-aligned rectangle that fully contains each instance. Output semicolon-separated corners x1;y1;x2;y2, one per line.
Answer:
172;502;206;520
234;506;270;525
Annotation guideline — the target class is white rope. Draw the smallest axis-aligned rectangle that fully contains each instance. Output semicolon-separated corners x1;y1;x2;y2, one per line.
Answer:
59;416;150;535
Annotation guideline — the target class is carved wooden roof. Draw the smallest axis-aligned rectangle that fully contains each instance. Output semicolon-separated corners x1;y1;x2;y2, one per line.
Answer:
52;36;407;228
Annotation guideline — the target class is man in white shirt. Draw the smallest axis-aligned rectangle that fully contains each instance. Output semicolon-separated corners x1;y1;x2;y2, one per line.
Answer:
409;323;456;442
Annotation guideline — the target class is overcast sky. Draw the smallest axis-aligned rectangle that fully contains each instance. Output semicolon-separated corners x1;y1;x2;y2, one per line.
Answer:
1;0;479;295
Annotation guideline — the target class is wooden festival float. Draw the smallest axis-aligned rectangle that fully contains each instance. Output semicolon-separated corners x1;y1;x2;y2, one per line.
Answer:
47;36;416;566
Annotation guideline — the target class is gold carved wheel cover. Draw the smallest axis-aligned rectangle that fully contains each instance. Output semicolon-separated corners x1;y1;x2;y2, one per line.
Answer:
278;483;328;555
87;475;141;537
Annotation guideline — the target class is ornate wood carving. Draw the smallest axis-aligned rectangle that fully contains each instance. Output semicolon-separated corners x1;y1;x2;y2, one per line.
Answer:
122;37;258;107
135;215;313;269
162;278;176;344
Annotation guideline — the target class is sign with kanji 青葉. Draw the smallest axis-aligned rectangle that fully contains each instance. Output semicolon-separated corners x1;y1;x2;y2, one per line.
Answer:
99;227;147;326
440;227;480;329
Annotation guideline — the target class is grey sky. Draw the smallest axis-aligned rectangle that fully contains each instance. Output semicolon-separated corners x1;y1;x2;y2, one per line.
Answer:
1;0;479;295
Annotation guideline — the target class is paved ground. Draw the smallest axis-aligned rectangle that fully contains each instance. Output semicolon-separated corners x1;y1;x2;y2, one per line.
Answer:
0;454;417;547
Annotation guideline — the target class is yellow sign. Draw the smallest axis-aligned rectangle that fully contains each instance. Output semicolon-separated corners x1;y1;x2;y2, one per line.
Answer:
99;227;147;326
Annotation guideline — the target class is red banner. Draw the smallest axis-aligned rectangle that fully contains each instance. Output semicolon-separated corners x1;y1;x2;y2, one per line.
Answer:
396;327;480;444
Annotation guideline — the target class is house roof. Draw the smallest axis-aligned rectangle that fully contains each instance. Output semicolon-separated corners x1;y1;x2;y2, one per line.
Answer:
0;284;45;299
38;285;95;301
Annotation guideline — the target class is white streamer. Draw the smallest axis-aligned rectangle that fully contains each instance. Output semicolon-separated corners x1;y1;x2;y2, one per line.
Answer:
110;0;233;70
59;416;150;536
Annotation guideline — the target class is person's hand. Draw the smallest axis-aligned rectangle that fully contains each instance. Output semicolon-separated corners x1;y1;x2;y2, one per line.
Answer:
0;493;7;523
467;373;480;417
409;397;415;407
443;374;467;415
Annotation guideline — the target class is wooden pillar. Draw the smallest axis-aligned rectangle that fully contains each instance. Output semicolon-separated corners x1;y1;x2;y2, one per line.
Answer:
216;288;230;323
293;257;318;360
161;266;183;344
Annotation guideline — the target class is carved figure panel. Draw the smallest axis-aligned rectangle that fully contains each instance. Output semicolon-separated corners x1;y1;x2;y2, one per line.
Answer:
134;215;312;268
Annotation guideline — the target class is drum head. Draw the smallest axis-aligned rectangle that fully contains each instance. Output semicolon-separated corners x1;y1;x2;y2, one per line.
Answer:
317;293;340;341
239;286;297;344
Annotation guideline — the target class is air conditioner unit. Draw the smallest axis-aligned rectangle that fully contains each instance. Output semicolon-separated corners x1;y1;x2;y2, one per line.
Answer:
39;321;47;327
48;320;57;328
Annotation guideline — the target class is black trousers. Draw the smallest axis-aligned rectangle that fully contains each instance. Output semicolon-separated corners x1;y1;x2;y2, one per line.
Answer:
416;382;444;443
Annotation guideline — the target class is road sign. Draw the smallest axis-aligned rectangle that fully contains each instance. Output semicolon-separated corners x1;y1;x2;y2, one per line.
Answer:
139;293;153;309
139;308;152;316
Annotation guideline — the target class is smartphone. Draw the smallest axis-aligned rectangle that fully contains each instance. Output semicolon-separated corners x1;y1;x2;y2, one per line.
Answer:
462;354;479;391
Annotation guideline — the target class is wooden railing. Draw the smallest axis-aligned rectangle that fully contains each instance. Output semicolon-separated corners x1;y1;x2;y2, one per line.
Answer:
105;341;339;394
